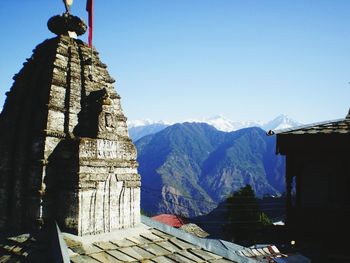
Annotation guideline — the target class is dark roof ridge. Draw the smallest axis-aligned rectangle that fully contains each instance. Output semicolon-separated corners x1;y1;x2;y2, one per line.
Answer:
346;108;350;119
268;118;346;135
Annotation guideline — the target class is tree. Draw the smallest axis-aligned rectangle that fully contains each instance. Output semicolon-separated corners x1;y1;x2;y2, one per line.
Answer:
224;185;272;244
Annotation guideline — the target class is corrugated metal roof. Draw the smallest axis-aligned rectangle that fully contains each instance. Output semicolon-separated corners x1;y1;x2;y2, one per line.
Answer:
152;214;186;228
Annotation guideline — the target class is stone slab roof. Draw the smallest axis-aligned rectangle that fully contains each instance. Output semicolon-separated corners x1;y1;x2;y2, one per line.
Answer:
0;216;258;263
67;227;235;263
270;118;350;135
65;215;253;263
0;216;308;263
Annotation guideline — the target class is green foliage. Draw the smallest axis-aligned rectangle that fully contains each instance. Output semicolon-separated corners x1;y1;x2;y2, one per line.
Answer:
226;185;260;223
224;184;272;244
259;212;273;226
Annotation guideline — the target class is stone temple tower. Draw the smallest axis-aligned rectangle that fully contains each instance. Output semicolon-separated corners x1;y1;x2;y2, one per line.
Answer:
0;13;140;235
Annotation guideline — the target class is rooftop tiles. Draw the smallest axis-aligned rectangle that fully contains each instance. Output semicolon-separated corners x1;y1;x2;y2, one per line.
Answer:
168;237;198;250
64;225;240;263
117;246;154;260
89;251;123;263
273;118;350;135
93;241;119;250
189;248;222;261
167;252;197;263
174;250;205;262
126;235;153;245
70;244;102;255
0;219;252;262
71;254;101;263
0;233;51;262
111;239;137;248
157;241;182;253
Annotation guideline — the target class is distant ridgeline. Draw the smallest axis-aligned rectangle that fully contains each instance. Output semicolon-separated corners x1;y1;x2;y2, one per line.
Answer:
136;122;285;217
128;114;301;141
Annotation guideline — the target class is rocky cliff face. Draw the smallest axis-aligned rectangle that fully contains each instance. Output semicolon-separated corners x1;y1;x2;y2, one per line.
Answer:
136;123;285;217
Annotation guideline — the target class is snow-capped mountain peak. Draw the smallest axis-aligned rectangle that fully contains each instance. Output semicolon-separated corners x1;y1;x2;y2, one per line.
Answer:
128;114;302;141
128;119;172;128
262;114;302;131
184;115;239;132
184;115;265;132
205;115;237;132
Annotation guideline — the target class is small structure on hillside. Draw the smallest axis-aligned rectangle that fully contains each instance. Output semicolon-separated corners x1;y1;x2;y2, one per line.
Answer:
152;214;210;238
151;214;186;228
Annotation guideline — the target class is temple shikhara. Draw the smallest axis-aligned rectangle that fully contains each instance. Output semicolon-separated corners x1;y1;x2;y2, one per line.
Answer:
0;9;140;235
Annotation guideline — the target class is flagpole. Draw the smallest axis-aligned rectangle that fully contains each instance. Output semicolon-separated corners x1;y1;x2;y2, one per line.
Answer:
86;0;94;80
86;0;93;48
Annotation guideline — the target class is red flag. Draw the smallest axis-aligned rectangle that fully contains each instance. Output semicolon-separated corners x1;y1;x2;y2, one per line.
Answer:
86;0;94;47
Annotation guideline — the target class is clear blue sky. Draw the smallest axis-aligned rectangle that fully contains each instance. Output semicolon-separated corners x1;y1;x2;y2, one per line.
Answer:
0;0;349;123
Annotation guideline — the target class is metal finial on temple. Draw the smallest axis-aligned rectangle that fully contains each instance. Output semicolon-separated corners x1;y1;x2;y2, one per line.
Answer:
48;0;86;37
62;0;73;13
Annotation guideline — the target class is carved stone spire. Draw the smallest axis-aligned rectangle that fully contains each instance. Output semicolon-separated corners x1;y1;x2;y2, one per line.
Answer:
0;17;140;235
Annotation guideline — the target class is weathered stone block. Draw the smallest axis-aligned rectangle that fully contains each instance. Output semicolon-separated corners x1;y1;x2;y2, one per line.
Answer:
47;110;65;132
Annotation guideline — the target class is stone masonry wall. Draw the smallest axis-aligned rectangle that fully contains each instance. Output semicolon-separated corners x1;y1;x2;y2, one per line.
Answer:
0;35;140;235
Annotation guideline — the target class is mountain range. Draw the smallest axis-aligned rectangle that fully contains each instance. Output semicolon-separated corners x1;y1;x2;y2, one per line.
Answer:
128;114;301;141
136;122;285;218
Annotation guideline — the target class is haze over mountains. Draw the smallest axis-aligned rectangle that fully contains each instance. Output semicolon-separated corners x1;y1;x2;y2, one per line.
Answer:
135;122;286;217
128;114;301;141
